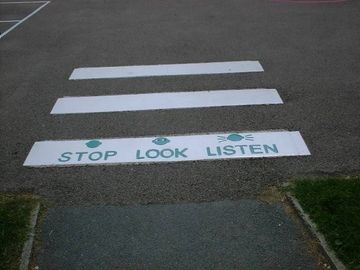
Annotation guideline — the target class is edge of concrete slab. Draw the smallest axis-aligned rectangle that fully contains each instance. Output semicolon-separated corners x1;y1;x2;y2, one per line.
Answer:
286;192;346;270
19;201;40;270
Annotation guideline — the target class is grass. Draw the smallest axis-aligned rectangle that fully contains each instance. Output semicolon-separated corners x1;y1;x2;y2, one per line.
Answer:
290;176;360;270
0;195;38;270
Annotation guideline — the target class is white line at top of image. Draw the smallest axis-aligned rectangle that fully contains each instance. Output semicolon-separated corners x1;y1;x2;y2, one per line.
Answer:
0;1;48;4
0;1;50;40
69;61;264;80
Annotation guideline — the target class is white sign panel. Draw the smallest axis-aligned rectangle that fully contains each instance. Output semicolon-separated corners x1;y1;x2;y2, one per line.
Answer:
24;131;310;167
51;89;283;114
69;61;264;80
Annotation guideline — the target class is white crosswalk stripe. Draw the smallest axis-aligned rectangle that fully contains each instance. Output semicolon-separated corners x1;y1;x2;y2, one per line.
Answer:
69;61;264;80
51;89;283;114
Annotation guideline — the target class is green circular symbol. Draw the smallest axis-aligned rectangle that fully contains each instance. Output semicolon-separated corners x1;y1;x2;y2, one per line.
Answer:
86;140;102;148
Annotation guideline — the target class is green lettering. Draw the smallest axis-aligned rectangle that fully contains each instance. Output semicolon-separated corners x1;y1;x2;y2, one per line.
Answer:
146;149;159;159
206;147;216;156
161;149;174;158
264;144;278;154
235;145;248;154
175;148;188;158
223;145;236;156
104;151;117;160
249;145;263;154
136;150;144;159
58;152;72;162
89;151;103;161
75;152;88;161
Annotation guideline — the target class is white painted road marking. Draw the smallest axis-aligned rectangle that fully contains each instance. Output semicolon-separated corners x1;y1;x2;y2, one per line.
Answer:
23;131;310;167
0;1;50;40
0;20;21;23
0;1;48;4
51;89;283;114
69;61;264;80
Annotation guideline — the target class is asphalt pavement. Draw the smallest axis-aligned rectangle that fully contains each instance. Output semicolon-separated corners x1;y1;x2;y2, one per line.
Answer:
1;0;359;205
0;0;359;268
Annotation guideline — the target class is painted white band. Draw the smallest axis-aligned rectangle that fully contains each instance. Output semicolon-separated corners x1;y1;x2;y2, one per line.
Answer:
51;89;283;114
23;131;310;167
69;61;264;80
0;1;48;4
0;20;21;23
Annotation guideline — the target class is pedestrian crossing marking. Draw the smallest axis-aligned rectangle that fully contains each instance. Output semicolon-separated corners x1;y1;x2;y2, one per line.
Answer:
23;131;310;167
24;59;311;168
69;61;264;80
51;89;283;114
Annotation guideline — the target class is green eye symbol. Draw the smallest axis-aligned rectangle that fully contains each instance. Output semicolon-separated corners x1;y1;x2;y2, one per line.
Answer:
86;140;102;148
152;137;170;145
217;133;254;143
